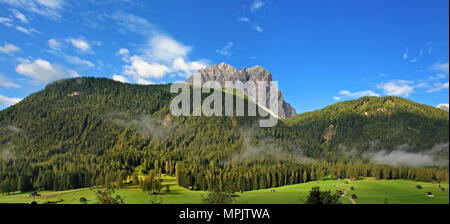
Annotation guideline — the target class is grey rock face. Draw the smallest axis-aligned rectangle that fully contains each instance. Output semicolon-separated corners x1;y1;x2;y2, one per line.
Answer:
438;105;449;112
186;63;297;118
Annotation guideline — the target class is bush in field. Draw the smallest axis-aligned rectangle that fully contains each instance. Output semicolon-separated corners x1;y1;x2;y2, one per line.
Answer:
305;186;341;204
202;190;235;204
95;187;124;204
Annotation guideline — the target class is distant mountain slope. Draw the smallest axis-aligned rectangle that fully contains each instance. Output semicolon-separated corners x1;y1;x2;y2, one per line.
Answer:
284;96;449;153
0;77;448;193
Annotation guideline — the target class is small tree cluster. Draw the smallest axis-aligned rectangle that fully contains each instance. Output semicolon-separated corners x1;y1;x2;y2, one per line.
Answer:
305;186;341;204
95;187;124;204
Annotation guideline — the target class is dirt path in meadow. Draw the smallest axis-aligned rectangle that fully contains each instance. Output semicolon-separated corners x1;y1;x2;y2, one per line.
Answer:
336;185;357;204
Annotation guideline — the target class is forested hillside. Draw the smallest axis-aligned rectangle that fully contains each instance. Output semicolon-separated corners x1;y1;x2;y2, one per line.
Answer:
0;77;448;193
283;96;449;155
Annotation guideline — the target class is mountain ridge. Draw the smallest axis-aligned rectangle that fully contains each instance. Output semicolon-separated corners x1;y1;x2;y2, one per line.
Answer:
187;63;297;119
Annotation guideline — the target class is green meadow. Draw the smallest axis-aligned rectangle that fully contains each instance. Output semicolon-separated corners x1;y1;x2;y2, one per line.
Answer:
0;177;448;204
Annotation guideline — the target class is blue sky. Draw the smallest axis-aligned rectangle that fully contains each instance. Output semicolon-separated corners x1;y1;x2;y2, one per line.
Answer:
0;0;448;113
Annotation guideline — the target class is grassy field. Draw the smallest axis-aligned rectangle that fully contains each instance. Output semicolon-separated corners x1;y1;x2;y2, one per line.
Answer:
0;177;448;204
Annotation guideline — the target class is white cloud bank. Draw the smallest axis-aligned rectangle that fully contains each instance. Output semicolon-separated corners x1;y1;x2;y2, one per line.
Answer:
118;34;207;84
47;38;95;68
47;38;61;51
0;94;22;107
0;17;13;27
0;75;20;88
112;74;129;83
334;89;380;100
123;55;171;80
15;26;38;35
339;90;380;98
66;37;92;53
432;62;449;73
427;82;449;93
378;80;414;97
0;0;65;19
15;58;79;83
10;9;28;23
0;42;20;55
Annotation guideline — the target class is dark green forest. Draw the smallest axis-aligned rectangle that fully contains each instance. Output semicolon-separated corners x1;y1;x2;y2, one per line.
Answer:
0;77;448;193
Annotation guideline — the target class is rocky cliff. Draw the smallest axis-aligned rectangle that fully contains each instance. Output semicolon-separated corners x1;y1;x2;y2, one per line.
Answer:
187;63;297;118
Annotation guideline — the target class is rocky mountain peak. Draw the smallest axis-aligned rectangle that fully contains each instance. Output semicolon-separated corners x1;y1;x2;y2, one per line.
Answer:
186;63;297;118
438;105;449;112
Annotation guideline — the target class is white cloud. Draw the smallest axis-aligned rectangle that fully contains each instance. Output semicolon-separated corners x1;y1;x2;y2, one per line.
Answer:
16;26;38;35
239;17;250;22
123;55;171;80
415;82;429;89
112;74;129;83
1;10;38;35
429;73;447;81
15;58;78;83
403;47;408;59
11;9;28;23
119;34;208;82
0;94;22;107
47;38;95;68
136;78;156;85
65;55;95;67
432;62;449;73
338;90;380;98
117;48;129;56
111;13;208;83
378;80;414;97
254;25;263;33
111;11;154;36
36;0;63;8
117;48;130;62
413;62;450;93
172;57;206;77
251;0;265;12
409;49;423;63
427;82;449;93
238;15;263;33
0;75;20;88
67;37;91;52
144;34;191;62
333;96;341;101
0;42;20;55
47;38;61;51
216;42;233;56
0;0;64;18
0;17;13;27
